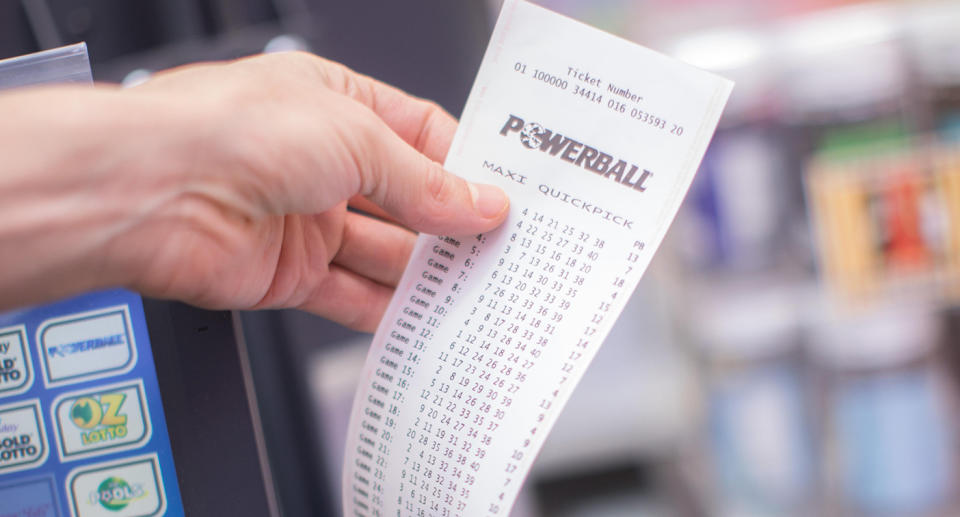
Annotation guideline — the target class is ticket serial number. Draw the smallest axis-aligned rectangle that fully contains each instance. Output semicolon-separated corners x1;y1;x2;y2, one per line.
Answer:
513;62;685;137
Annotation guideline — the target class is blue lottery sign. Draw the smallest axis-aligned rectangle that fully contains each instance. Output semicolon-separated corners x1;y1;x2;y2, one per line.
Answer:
0;290;184;517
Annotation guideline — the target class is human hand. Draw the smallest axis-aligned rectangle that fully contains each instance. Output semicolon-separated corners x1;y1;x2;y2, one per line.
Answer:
0;52;508;330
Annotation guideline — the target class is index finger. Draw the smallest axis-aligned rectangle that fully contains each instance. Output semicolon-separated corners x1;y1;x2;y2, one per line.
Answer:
316;57;459;164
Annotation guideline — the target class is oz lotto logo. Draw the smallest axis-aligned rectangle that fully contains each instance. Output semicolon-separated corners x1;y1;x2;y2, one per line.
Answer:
71;394;127;444
52;381;152;462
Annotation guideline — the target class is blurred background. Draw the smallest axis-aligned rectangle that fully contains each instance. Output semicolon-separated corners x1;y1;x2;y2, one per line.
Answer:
3;0;960;515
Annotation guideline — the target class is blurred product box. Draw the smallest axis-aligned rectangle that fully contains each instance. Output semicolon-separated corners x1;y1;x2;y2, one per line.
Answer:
691;282;817;517
807;132;960;302
810;304;959;517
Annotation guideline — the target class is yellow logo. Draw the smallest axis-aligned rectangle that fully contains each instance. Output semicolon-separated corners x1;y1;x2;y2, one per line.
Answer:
69;394;128;445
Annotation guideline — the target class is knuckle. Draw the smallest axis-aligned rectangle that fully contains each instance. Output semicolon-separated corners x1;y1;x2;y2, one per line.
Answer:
420;99;453;128
231;51;328;100
335;63;368;100
258;50;318;72
411;164;459;227
413;100;456;158
414;105;439;150
344;108;387;195
424;163;454;204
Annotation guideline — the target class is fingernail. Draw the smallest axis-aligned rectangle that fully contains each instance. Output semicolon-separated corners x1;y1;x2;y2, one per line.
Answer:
469;183;508;218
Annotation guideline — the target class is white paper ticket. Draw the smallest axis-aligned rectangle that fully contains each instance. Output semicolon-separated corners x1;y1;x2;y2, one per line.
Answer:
341;2;732;516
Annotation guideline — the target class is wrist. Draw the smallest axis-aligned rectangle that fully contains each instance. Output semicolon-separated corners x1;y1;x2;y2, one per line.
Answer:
0;85;210;307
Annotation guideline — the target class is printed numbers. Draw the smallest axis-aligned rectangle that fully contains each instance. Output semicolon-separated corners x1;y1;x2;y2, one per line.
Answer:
356;203;631;516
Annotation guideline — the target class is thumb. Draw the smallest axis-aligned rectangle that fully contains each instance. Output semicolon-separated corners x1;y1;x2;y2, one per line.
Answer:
357;117;509;236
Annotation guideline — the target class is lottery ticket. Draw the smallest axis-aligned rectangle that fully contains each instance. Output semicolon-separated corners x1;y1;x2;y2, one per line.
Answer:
342;1;733;515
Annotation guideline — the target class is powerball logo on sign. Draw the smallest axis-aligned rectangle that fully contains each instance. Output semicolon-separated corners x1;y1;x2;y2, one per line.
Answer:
52;380;152;462
36;305;138;388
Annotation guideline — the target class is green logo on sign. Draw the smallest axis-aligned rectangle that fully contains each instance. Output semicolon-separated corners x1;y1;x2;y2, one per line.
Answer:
91;476;145;511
